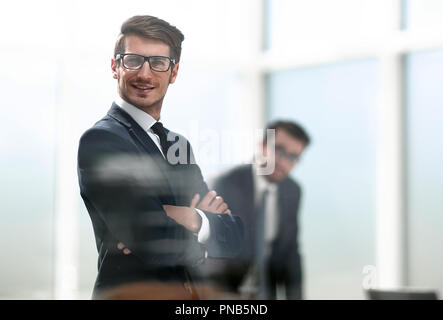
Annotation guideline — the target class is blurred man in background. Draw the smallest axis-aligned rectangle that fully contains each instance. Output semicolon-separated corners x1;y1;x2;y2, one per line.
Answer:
200;120;310;299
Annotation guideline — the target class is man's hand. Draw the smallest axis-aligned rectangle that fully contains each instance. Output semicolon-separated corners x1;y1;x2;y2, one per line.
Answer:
162;205;202;233
192;190;231;214
162;190;231;232
117;190;231;255
116;203;202;254
117;242;131;255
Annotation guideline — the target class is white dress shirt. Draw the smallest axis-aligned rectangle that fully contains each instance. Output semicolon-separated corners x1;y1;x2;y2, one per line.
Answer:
115;97;210;244
253;167;279;243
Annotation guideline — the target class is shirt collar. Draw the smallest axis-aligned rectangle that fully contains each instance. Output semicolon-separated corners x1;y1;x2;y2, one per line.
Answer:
114;96;159;133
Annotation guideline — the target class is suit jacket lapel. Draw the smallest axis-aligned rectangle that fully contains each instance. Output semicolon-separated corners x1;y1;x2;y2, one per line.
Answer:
276;179;295;246
240;165;257;259
107;103;178;205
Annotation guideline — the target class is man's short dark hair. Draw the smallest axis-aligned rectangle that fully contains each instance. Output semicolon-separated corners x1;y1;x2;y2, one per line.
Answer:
114;15;185;62
264;120;311;147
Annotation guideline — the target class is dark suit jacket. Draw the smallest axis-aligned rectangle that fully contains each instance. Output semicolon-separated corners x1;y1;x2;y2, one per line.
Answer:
77;104;244;296
203;164;303;299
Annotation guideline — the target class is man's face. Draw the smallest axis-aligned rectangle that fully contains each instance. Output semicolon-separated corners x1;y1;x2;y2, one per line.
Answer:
263;129;306;183
111;35;179;114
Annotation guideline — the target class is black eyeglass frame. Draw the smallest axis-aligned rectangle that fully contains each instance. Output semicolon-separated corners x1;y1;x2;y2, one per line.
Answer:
115;53;176;72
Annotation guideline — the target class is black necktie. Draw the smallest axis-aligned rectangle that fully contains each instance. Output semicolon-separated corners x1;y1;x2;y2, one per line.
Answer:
151;121;170;158
256;188;270;299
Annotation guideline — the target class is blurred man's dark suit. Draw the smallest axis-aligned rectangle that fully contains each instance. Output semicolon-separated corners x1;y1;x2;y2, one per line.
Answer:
199;164;303;299
77;104;243;298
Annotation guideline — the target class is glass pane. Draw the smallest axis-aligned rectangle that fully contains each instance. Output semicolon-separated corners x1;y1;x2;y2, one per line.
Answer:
404;0;443;30
266;0;391;52
0;51;57;299
0;0;57;47
405;49;443;296
267;59;378;299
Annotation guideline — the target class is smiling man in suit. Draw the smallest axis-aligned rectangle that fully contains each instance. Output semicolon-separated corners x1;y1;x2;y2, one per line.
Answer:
77;15;243;299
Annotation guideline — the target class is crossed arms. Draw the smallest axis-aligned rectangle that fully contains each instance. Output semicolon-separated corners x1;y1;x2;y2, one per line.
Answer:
78;127;244;268
119;190;232;254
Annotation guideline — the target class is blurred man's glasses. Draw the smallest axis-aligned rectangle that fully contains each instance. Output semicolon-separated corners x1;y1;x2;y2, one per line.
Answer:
115;53;176;72
275;145;301;162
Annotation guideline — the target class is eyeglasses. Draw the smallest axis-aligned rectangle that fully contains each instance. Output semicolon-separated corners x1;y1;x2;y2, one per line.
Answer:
275;145;301;162
115;53;176;72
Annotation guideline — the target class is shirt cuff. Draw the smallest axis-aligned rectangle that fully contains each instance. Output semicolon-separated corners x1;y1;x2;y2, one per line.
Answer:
195;208;210;244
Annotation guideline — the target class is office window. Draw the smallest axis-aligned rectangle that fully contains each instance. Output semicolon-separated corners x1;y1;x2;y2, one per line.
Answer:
405;49;443;296
267;59;378;299
0;50;58;299
266;0;391;52
404;0;443;30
